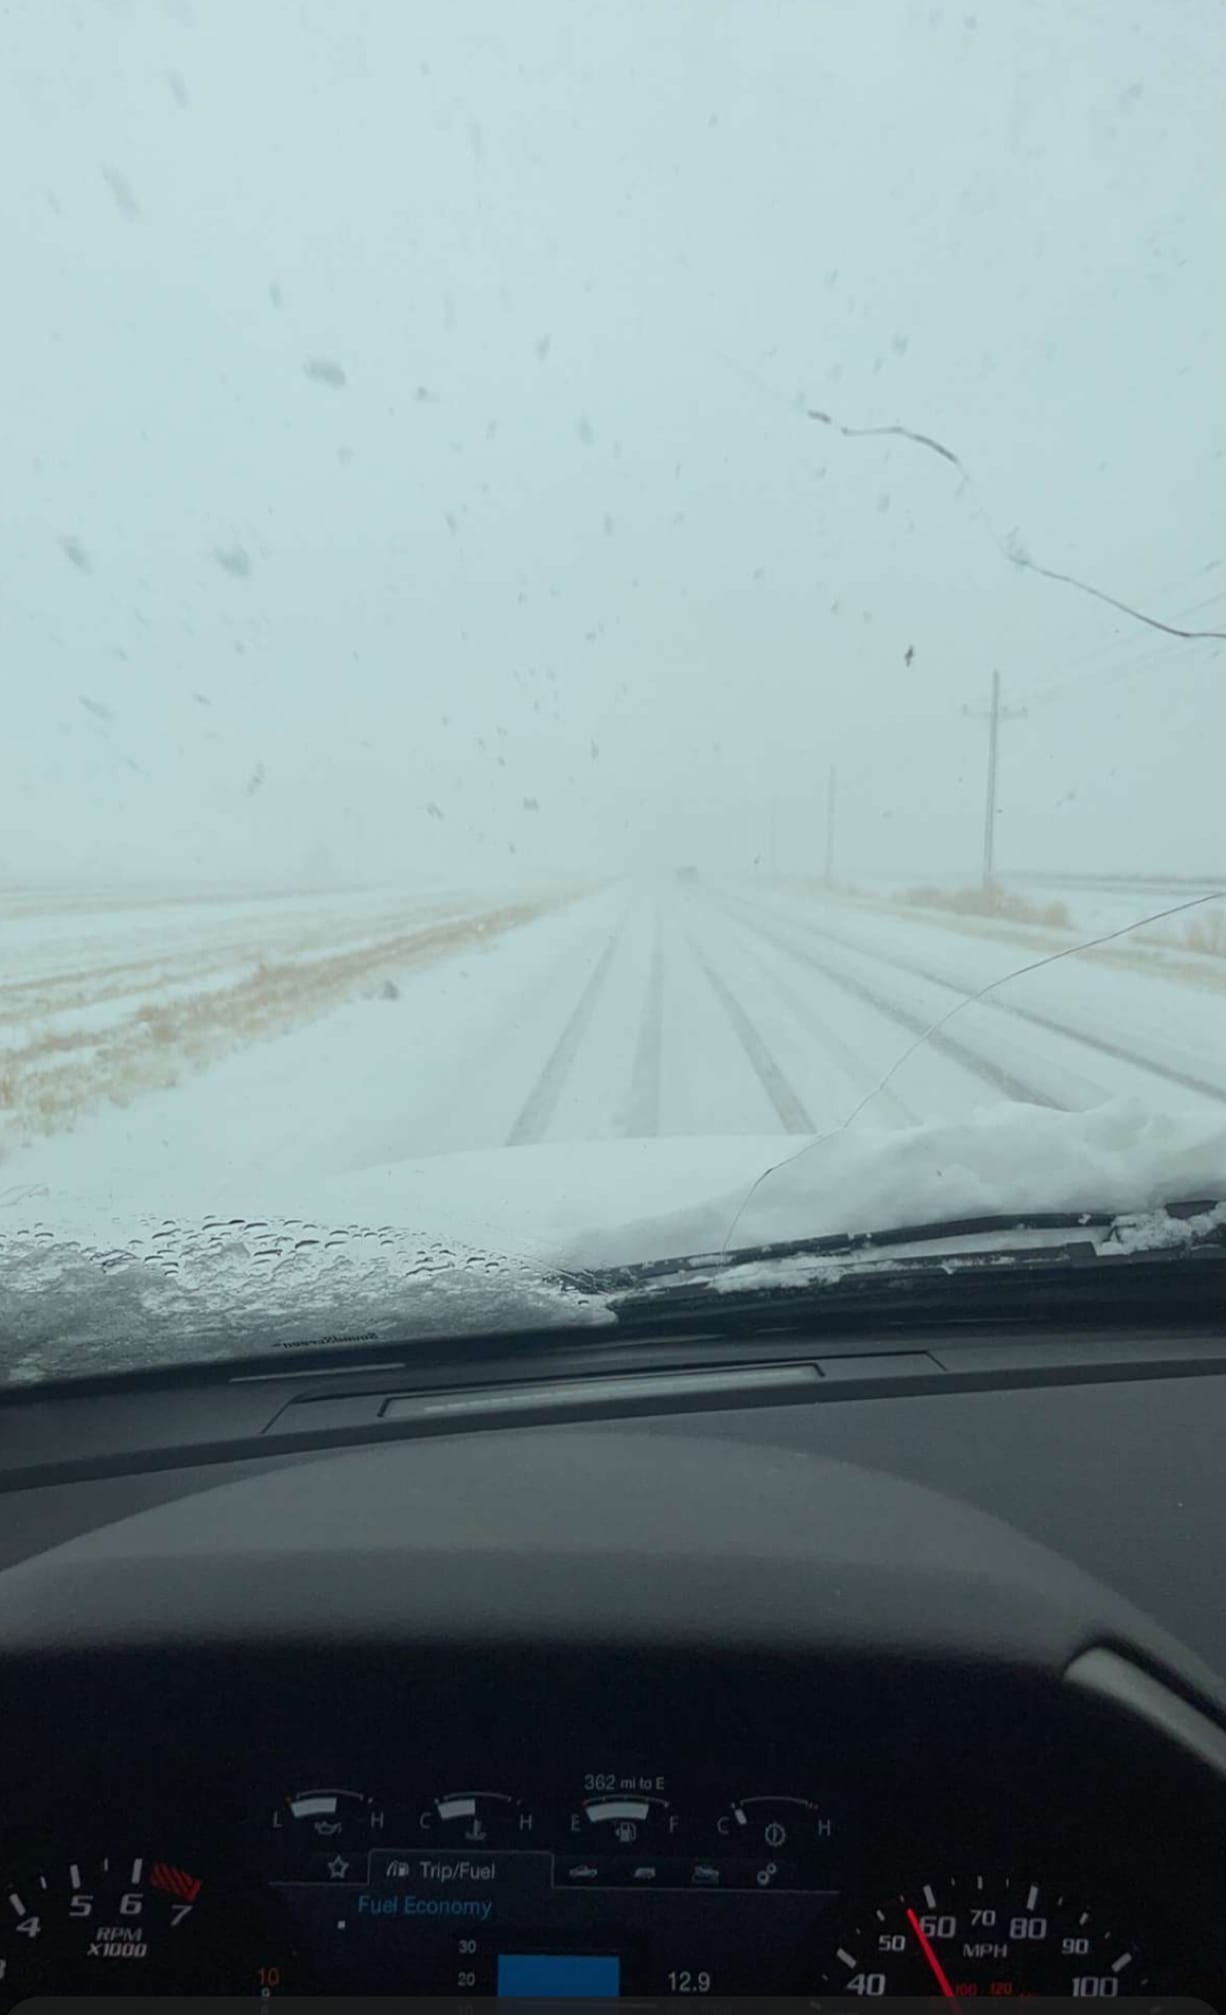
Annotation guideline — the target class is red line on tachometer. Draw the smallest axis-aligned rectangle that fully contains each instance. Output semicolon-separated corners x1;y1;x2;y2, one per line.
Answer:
150;1864;202;1903
905;1906;956;2000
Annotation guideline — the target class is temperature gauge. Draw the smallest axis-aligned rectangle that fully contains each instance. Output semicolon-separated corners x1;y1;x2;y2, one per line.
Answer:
416;1791;535;1845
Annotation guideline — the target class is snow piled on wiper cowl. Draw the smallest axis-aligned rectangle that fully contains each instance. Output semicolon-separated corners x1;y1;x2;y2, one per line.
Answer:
564;1098;1226;1270
0;1217;612;1388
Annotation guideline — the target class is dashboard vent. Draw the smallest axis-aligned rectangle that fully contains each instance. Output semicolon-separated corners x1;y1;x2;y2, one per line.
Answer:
267;1362;823;1437
379;1362;820;1424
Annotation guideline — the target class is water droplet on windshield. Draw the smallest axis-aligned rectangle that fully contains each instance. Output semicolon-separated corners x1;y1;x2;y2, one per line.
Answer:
304;357;347;388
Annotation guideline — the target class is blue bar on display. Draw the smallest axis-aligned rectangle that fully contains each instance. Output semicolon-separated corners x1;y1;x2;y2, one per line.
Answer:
496;1952;622;1998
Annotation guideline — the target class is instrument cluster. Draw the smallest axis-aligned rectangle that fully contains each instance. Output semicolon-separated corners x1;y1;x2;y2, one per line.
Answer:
0;1759;1212;2003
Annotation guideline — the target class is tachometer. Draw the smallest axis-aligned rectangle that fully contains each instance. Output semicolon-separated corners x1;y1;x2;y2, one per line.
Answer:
0;1849;294;2003
818;1873;1148;1994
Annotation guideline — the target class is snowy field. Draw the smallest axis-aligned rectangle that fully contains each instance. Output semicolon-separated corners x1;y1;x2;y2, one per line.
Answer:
0;879;576;1171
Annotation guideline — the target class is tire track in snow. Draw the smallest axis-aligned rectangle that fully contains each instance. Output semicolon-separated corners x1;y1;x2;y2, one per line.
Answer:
713;894;1066;1110
710;904;919;1126
684;929;817;1133
760;902;1226;1108
624;913;665;1137
506;910;628;1146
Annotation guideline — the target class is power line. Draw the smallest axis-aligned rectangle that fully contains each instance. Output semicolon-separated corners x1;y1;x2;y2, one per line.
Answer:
1019;583;1226;706
1023;619;1226;713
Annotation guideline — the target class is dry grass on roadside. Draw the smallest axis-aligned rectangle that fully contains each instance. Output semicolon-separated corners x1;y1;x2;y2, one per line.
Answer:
1145;908;1226;960
0;895;564;1150
903;883;1072;930
897;881;1226;973
1184;912;1226;956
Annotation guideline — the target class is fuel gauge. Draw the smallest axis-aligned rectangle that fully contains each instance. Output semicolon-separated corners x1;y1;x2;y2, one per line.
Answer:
571;1792;678;1849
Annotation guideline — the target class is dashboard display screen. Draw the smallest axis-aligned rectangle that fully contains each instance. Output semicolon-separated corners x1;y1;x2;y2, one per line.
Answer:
268;1783;840;1995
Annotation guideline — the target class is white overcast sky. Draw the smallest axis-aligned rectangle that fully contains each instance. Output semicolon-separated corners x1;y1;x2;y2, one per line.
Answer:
2;0;1225;885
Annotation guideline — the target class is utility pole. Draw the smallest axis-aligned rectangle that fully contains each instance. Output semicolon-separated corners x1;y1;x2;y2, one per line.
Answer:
983;668;1001;889
963;673;1026;890
824;763;838;885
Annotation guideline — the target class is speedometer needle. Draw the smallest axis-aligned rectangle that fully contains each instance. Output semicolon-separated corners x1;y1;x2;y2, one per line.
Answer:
905;1907;957;2000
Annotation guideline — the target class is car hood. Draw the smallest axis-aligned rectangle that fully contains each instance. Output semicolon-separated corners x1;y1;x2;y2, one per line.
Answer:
211;1097;1224;1271
1;1136;789;1385
4;1100;1226;1386
7;1096;1226;1285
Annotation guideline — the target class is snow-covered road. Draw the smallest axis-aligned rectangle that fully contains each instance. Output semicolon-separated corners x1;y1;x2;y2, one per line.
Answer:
4;876;1225;1220
499;876;1226;1145
371;871;1226;1152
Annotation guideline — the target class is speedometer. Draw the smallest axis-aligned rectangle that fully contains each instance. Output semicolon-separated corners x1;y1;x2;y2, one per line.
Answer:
818;1873;1148;1994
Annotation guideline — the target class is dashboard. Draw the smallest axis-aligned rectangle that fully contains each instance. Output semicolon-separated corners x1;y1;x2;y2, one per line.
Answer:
1;1650;1221;2003
0;1353;1225;2005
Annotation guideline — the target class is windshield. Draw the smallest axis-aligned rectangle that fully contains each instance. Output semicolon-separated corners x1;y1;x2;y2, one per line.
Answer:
4;0;1226;1381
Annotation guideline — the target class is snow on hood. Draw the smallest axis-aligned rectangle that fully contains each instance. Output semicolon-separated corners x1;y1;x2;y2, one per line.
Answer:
2;1138;777;1384
553;1098;1226;1267
1;1136;786;1292
0;1218;612;1388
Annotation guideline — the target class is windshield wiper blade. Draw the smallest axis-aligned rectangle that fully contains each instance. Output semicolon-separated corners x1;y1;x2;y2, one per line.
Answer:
576;1206;1125;1294
578;1198;1226;1318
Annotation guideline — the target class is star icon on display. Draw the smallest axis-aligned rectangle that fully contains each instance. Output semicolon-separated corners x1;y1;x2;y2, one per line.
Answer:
327;1855;350;1880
